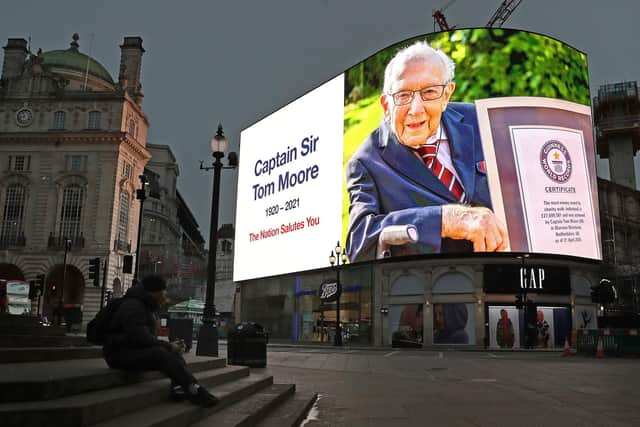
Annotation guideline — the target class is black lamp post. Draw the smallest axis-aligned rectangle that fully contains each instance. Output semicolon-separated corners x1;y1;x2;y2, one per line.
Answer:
133;174;148;286
196;124;238;357
329;241;348;347
519;253;531;348
57;238;72;325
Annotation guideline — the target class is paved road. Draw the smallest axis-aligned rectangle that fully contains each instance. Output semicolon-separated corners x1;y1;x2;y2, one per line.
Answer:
221;344;639;426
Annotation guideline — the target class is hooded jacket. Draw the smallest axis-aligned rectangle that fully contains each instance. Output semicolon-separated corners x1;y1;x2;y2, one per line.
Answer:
103;285;168;354
433;303;469;344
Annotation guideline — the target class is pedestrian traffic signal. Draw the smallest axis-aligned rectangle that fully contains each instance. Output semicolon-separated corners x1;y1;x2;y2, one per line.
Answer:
515;294;524;309
89;257;101;287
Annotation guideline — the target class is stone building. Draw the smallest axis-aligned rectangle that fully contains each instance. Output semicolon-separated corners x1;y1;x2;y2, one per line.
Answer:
138;144;207;302
0;34;149;322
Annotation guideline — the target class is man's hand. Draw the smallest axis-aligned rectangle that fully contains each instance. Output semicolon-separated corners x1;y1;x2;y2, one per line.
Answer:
169;339;186;354
441;205;508;252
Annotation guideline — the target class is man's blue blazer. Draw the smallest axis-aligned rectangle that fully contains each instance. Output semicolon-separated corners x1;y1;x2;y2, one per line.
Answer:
345;102;492;262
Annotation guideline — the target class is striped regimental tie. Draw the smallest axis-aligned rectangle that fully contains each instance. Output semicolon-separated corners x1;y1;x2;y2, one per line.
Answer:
416;141;466;203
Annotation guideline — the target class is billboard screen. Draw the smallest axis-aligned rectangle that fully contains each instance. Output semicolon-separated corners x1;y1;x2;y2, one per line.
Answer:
235;28;599;281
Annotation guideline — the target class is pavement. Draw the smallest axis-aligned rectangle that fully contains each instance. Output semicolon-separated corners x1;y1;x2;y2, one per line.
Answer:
221;343;638;427
4;341;637;426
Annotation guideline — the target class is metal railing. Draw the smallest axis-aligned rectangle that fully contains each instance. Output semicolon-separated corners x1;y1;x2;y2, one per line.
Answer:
0;234;26;248
48;234;85;250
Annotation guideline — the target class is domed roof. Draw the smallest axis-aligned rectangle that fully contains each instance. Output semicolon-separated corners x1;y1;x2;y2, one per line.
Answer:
40;34;114;84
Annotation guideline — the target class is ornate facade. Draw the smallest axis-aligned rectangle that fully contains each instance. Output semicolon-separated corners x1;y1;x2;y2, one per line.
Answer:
0;34;150;322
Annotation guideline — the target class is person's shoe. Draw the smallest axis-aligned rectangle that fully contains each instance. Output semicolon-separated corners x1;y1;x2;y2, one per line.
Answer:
170;384;186;402
187;385;219;408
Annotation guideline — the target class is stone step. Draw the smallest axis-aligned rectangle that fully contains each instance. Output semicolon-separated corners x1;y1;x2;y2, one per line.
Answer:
256;391;319;427
0;346;103;363
0;334;90;347
0;365;251;427
0;323;68;336
191;383;295;427
91;373;275;427
0;356;227;402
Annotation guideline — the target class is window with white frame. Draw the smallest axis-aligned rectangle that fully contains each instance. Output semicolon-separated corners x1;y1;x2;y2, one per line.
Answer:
118;191;129;246
88;111;101;129
59;184;84;240
53;111;66;129
123;162;131;178
8;155;31;172
1;184;26;242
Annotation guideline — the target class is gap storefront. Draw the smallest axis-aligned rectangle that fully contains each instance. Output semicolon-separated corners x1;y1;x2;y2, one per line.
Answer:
239;255;600;348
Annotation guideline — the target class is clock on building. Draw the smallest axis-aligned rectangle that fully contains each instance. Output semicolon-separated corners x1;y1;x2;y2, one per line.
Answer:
16;108;33;126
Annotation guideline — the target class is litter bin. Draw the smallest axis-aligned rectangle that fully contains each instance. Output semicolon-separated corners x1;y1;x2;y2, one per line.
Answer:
168;318;194;352
227;322;268;368
63;306;83;333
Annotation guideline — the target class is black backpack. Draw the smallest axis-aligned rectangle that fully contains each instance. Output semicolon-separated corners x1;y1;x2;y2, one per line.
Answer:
86;297;124;345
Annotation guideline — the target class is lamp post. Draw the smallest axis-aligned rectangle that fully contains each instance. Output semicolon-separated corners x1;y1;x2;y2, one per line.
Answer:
518;253;531;348
196;124;238;357
329;241;348;347
57;238;72;326
133;174;148;286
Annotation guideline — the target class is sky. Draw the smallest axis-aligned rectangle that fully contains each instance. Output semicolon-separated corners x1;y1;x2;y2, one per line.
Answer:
2;0;639;245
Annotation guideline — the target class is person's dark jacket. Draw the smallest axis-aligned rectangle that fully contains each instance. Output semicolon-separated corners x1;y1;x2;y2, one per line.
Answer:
103;285;169;355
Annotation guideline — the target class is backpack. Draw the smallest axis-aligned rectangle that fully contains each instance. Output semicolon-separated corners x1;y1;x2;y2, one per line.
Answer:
86;297;124;345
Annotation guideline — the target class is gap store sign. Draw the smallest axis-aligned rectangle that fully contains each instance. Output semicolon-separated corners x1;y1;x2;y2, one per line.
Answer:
484;265;570;295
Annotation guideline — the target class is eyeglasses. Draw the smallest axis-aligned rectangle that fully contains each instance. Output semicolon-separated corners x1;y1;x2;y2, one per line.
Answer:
389;84;449;106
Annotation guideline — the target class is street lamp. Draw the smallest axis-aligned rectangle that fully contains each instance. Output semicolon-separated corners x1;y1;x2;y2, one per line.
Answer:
196;124;238;357
518;253;532;348
57;238;72;326
134;174;148;285
329;241;348;347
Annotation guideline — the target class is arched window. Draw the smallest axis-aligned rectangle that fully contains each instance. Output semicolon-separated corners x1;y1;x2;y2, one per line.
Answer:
1;184;26;244
59;184;84;240
53;111;66;129
118;191;129;247
88;111;101;129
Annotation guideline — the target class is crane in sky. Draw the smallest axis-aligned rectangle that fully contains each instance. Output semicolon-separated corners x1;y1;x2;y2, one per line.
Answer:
433;0;523;31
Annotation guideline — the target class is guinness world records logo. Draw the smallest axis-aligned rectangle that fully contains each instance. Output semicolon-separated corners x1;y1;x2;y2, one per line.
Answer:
540;140;572;183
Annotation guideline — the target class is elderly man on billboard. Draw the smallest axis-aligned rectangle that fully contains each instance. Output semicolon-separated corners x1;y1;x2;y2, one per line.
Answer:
346;40;508;262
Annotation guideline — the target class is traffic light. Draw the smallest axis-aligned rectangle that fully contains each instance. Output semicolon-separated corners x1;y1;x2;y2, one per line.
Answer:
36;274;45;290
50;282;57;296
515;294;524;309
89;257;101;287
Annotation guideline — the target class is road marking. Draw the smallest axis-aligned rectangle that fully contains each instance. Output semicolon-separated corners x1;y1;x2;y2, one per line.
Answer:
487;353;498;358
426;372;437;381
437;352;443;359
384;351;399;358
471;378;497;383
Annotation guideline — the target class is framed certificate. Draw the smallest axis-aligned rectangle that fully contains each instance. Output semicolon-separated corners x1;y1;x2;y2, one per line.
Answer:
475;97;601;260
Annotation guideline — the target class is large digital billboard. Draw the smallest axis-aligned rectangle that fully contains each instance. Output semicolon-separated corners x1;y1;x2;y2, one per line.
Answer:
235;28;600;281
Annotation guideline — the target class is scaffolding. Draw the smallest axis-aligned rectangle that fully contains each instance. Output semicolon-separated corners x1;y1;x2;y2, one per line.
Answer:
593;81;640;158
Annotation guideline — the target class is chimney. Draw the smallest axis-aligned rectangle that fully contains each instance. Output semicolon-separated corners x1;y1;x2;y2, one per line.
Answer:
2;38;28;81
118;36;145;104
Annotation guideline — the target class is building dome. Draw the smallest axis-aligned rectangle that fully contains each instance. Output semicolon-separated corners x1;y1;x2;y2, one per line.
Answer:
39;33;114;84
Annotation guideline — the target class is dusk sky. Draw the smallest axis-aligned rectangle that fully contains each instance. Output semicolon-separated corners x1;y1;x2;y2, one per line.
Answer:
2;0;639;245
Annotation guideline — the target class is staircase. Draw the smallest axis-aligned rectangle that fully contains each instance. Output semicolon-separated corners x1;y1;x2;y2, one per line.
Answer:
0;352;317;427
0;315;317;426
